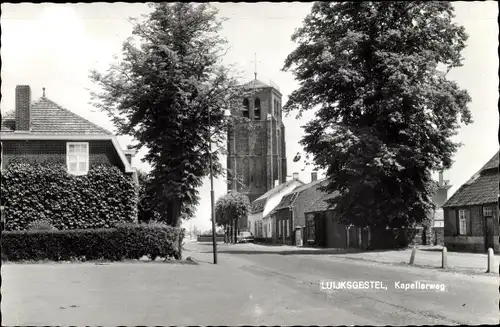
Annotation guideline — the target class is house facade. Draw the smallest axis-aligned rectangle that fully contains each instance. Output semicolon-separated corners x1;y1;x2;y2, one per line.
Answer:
248;177;304;239
272;173;326;245
443;151;499;253
1;85;137;228
1;85;136;175
302;171;453;249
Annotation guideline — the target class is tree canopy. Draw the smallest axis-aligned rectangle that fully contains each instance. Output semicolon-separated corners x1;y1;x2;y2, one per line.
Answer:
283;2;472;228
90;3;249;226
215;191;251;227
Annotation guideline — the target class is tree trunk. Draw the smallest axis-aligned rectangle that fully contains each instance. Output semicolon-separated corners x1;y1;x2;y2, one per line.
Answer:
167;199;182;258
167;199;182;227
234;217;239;244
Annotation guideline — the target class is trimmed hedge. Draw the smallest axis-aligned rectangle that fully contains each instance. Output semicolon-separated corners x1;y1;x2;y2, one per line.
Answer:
1;223;185;262
0;161;138;231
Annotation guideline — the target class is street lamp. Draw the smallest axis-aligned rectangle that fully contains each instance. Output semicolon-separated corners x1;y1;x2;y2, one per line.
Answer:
208;101;231;265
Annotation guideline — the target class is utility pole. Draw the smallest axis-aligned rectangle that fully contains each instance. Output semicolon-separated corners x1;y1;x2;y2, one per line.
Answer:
208;108;218;264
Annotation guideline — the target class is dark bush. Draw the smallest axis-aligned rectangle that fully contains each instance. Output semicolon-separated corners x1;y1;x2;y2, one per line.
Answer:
0;160;138;231
1;223;184;262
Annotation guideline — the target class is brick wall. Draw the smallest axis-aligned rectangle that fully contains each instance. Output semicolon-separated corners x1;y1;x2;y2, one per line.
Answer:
15;85;31;131
2;140;123;170
227;86;287;199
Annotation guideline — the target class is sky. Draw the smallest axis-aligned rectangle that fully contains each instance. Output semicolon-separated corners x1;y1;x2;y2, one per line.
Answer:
1;2;498;232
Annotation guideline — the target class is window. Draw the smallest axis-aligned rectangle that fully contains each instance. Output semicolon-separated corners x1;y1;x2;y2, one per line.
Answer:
458;209;467;235
254;98;261;120
67;142;89;176
242;98;249;118
483;207;493;217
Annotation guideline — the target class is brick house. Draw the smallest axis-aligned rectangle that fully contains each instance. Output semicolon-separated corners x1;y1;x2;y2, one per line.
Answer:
272;173;326;245
248;175;304;240
303;188;371;249
1;85;137;227
442;151;499;253
302;171;453;249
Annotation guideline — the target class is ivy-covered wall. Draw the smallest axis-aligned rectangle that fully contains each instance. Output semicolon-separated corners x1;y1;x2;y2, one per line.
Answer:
1;160;138;230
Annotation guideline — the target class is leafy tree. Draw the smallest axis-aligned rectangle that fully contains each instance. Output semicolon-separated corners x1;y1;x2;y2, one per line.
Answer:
90;3;250;227
137;170;159;223
215;191;250;243
283;2;472;229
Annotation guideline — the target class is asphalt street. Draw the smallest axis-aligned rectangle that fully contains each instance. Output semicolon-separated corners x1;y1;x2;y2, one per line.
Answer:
189;241;499;325
2;241;498;325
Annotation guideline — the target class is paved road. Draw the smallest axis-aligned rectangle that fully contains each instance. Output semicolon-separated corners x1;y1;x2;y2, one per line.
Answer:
2;241;498;325
189;242;499;325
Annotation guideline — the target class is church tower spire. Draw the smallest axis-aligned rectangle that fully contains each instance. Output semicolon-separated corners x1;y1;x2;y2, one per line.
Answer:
251;53;260;80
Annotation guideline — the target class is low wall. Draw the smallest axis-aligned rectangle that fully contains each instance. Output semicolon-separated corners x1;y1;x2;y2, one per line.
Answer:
197;235;225;242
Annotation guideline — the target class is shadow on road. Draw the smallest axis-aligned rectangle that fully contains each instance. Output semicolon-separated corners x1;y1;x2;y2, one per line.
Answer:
198;248;408;256
419;248;445;252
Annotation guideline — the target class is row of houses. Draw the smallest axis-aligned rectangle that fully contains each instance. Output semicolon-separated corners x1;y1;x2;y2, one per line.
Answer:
246;151;499;253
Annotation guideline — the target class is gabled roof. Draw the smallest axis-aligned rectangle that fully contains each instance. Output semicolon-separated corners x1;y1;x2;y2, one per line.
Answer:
274;178;327;211
1;97;112;135
1;96;134;174
250;179;305;214
478;150;499;172
304;190;340;214
443;151;499;208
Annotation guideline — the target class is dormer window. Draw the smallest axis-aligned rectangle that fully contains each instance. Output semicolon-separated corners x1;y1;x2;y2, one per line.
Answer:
242;98;249;118
254;98;261;120
67;142;89;176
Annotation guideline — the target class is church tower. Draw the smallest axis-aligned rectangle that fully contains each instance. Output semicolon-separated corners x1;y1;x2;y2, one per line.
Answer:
227;78;287;203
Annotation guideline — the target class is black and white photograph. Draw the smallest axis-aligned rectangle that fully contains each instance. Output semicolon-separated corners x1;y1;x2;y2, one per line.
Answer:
1;2;498;325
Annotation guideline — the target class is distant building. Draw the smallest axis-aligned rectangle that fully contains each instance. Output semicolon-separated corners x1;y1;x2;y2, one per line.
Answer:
248;175;305;239
227;77;287;231
272;173;326;245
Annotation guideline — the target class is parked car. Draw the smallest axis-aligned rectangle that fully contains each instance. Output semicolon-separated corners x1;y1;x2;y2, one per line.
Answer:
237;231;254;243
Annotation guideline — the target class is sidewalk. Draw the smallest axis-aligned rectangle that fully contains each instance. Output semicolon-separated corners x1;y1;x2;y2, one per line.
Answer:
331;247;499;274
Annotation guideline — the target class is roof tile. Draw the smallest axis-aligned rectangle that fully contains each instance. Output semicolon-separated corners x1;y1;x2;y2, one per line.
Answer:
443;150;499;207
443;172;498;207
250;179;305;214
1;97;112;135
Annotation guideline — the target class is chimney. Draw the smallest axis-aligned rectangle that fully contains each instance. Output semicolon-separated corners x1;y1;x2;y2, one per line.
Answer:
292;172;299;180
123;148;137;165
15;85;31;132
311;171;318;182
438;171;444;186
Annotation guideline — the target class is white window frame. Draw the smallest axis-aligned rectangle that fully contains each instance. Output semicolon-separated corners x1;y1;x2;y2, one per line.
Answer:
66;142;89;176
483;207;493;217
458;209;467;235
